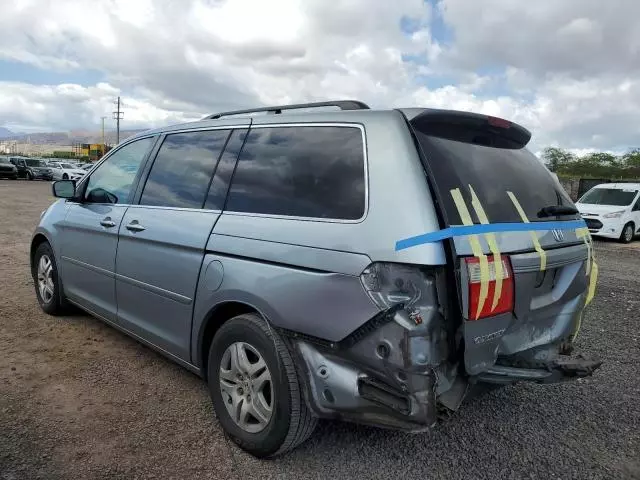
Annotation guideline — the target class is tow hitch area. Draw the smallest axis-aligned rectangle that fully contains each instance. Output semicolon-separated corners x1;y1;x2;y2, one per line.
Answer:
476;353;602;384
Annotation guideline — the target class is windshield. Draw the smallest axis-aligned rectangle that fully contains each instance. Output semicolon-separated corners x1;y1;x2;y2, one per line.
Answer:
579;188;638;206
26;159;46;167
412;132;578;224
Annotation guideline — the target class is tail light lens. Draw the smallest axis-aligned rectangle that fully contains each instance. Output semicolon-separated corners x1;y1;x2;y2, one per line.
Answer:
465;256;514;320
360;262;434;311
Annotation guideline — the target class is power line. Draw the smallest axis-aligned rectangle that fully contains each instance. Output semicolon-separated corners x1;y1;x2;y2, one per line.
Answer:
113;96;124;144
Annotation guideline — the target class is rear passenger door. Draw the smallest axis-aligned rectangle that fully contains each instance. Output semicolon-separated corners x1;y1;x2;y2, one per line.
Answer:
114;127;247;361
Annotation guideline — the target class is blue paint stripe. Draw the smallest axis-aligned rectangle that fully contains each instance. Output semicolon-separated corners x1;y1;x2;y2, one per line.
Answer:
395;220;587;251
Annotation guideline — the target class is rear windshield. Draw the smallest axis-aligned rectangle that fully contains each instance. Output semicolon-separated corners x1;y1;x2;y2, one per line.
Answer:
579;188;638;206
414;132;578;224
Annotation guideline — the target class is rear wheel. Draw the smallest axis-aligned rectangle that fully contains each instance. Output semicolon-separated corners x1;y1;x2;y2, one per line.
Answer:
207;313;317;458
620;222;635;243
32;242;65;315
27;172;34;180
62;173;68;180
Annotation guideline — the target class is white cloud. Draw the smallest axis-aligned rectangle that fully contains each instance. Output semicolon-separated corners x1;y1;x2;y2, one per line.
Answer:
0;0;638;153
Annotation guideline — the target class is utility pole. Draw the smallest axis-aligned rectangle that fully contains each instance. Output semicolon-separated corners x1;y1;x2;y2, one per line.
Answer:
113;96;123;144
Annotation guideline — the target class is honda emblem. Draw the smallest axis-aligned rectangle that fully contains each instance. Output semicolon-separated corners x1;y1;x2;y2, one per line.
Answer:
552;229;565;242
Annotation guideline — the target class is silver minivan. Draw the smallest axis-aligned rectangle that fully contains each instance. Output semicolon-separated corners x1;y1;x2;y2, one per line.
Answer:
31;101;601;457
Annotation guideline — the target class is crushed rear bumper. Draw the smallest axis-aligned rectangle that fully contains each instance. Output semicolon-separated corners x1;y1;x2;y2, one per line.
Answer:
474;353;602;385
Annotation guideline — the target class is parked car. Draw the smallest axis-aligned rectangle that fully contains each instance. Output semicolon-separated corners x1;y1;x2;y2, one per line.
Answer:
0;157;18;179
576;182;640;243
9;157;54;180
31;100;601;458
47;161;87;181
80;163;95;171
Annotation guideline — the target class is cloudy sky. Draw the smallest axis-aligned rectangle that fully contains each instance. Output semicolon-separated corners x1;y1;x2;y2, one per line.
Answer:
1;0;639;152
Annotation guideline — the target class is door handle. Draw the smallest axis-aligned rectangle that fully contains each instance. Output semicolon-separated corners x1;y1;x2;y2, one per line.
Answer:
100;218;116;228
125;221;146;232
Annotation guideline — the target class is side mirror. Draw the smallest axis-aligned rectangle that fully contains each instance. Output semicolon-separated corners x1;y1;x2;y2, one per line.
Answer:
52;179;76;199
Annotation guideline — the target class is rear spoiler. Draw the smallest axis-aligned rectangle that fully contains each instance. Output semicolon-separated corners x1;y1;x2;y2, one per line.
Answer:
407;108;531;149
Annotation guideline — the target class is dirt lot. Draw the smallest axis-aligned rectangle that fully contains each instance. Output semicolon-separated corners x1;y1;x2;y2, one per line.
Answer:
1;180;639;480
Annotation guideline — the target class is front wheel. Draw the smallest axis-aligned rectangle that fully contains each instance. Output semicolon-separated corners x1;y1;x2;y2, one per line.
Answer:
620;222;635;244
62;173;68;180
32;242;65;315
208;313;317;458
27;172;34;180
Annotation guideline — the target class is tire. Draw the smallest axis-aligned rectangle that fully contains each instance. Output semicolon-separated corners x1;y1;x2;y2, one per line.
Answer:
32;242;65;315
62;173;68;180
208;313;317;458
28;172;34;180
620;222;635;244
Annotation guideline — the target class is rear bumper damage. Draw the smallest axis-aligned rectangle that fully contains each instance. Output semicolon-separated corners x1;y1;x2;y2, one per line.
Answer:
474;353;602;385
290;303;602;431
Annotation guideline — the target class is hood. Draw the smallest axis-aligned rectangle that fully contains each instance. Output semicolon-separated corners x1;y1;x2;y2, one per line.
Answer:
575;202;629;216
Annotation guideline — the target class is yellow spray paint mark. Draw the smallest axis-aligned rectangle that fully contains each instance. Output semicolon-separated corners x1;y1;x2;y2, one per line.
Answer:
451;188;489;319
507;191;547;271
468;185;503;312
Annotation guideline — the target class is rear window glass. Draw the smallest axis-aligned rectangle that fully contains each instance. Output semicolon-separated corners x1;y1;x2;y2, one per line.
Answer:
579;188;638;206
226;126;365;220
414;132;577;224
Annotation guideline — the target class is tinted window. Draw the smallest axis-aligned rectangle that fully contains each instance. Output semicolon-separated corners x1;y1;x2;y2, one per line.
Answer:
204;129;248;210
579;188;638;206
84;137;154;204
225;126;365;219
414;132;578;224
140;130;230;208
26;159;46;167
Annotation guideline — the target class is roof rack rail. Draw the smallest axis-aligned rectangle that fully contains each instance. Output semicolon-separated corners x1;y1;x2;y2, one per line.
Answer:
204;100;370;120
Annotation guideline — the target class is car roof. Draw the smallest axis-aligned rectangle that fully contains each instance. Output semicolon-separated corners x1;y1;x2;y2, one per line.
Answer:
127;108;402;141
595;183;640;189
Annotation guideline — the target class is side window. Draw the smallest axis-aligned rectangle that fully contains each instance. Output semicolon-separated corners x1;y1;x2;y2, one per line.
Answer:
204;129;248;210
633;196;640;211
84;137;154;204
225;126;365;220
140;130;230;209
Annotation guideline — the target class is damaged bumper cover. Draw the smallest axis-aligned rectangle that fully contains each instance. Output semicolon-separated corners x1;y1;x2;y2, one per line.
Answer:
474;353;602;385
288;303;457;432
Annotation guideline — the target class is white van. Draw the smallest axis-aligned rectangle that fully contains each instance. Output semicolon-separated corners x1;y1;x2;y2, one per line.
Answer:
576;183;640;243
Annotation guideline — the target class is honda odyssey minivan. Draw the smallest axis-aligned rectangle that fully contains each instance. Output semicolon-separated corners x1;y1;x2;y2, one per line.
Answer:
31;100;601;458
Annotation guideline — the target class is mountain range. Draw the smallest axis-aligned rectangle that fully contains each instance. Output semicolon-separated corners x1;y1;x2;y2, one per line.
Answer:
0;128;146;145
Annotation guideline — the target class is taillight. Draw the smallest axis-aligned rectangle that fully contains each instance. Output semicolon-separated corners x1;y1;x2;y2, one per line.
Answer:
465;255;514;320
360;262;435;311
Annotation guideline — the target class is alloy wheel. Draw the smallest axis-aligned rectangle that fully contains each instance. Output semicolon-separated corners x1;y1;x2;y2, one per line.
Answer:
37;254;55;304
219;342;273;433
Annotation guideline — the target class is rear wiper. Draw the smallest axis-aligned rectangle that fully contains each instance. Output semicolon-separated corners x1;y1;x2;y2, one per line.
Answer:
538;205;579;217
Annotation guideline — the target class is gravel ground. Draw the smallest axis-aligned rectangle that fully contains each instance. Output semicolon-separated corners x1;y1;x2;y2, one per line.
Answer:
1;180;639;480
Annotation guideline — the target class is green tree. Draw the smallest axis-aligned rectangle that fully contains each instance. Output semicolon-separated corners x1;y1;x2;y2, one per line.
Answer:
541;147;575;172
622;148;640;168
